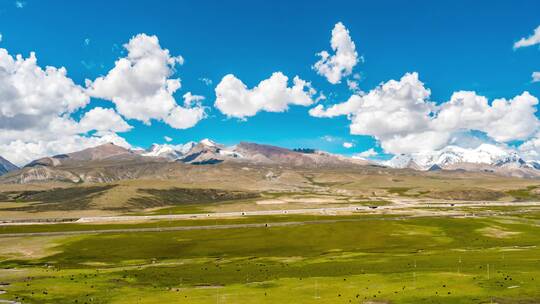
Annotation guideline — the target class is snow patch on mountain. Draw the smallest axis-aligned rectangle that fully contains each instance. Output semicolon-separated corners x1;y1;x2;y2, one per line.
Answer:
200;138;217;147
384;144;529;170
142;142;197;160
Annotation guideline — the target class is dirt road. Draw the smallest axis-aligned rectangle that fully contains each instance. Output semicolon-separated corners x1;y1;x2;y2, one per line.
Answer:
0;217;407;237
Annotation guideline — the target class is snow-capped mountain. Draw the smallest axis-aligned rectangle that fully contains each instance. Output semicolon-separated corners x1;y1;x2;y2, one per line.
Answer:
178;141;197;154
384;144;531;171
141;142;196;160
384;154;421;170
0;156;18;176
177;139;243;164
142;144;183;160
200;138;217;147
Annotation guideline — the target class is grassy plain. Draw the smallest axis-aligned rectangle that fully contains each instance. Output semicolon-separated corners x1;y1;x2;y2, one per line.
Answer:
1;212;539;303
1;168;540;303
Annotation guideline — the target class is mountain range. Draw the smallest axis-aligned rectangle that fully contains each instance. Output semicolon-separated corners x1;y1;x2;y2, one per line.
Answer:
1;140;540;183
0;139;369;183
383;144;540;177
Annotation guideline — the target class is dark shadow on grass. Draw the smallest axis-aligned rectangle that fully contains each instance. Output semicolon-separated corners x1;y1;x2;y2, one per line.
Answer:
1;185;117;212
128;187;260;209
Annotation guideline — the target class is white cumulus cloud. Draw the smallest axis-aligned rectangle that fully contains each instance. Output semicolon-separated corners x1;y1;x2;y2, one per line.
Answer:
0;47;131;165
514;25;540;49
309;72;540;155
183;92;205;106
164;105;206;129
313;22;358;84
78;107;132;134
214;72;316;119
533;71;540;83
0;49;89;119
86;33;206;129
2;133;131;166
356;148;377;158
342;142;354;149
309;94;363;118
164;136;172;142
435;91;539;142
519;133;540;161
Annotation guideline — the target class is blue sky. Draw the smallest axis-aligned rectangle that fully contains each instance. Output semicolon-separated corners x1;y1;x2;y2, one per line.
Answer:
0;0;540;164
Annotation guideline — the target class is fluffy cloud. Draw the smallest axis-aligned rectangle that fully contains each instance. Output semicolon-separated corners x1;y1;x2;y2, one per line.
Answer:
342;142;354;149
356;148;377;158
183;92;205;106
214;72;316;119
164;136;172;142
310;72;540;155
435;91;539;142
86;33;206;129
380;131;452;154
313;22;358;84
1;133;130;166
0;49;89;119
347;79;359;92
519;134;540;160
0;47;132;165
164;105;206;129
514;25;540;49
347;73;434;143
533;71;540;83
309;94;362;118
78;107;132;134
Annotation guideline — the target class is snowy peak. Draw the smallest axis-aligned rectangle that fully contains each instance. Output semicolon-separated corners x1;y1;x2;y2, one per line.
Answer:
178;141;196;154
200;138;218;147
141;142;197;160
384;154;422;170
142;144;183;160
177;139;242;165
385;144;529;171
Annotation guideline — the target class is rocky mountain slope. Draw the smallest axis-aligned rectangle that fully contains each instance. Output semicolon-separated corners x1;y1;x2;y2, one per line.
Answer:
3;140;540;184
2;143;164;183
0;140;370;184
233;142;368;167
26;143;143;167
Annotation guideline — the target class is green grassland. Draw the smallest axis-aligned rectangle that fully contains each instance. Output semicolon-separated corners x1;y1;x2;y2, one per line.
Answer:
1;213;539;303
1;172;540;303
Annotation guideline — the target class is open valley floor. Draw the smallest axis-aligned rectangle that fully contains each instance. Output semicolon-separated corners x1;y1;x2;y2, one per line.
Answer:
1;171;540;304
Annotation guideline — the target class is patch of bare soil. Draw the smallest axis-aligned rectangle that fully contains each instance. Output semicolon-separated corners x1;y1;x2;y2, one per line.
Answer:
478;226;521;238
